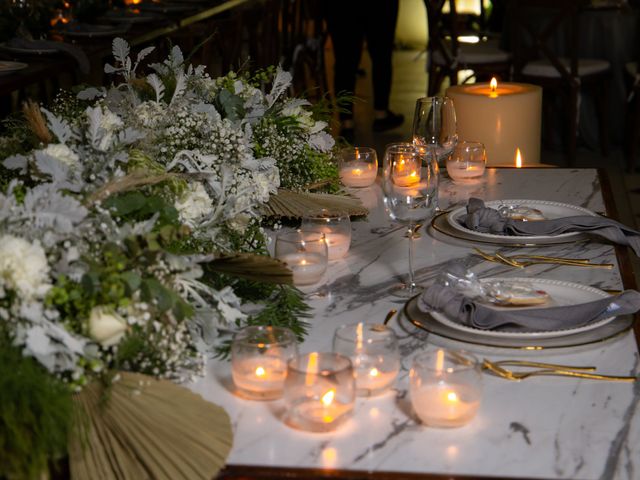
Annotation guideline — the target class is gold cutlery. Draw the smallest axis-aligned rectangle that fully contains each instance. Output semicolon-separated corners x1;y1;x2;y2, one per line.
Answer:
474;248;613;269
482;359;636;382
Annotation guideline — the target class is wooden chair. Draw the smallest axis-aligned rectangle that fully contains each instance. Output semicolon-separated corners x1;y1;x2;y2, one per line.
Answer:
508;0;610;166
424;0;511;96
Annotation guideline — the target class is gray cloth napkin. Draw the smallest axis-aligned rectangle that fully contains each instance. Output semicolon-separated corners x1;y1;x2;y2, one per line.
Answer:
417;284;640;331
7;38;90;74
460;198;640;256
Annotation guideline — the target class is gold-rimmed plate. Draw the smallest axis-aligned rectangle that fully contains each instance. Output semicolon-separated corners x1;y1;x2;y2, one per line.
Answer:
404;295;633;350
430;211;589;247
0;61;28;76
446;199;596;245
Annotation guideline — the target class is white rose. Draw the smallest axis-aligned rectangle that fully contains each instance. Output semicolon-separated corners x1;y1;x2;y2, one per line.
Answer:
88;307;128;348
42;143;79;167
174;182;213;226
0;235;51;300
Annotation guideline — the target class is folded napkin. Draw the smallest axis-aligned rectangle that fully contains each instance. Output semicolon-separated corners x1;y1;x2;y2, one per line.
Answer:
6;38;90;74
460;198;640;256
417;284;640;331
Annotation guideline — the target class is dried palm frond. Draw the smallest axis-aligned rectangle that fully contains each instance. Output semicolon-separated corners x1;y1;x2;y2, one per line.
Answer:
206;253;292;285
86;172;178;204
22;100;53;145
68;372;232;480
262;189;368;219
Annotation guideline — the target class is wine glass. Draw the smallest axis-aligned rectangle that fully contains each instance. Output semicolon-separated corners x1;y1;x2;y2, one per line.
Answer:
412;96;458;165
382;143;439;297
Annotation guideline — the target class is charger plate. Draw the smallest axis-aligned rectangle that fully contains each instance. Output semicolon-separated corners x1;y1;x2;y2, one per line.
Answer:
446;199;597;245
404;295;633;350
0;61;28;75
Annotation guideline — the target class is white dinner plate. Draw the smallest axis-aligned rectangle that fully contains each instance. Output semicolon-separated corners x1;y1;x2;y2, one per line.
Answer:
0;61;28;75
59;24;129;38
429;278;615;340
446;199;598;245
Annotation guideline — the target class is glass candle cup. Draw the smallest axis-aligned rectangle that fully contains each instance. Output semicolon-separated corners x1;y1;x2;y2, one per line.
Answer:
283;352;356;432
446;141;487;183
409;349;483;428
301;209;351;261
275;231;328;286
231;326;299;400
332;322;400;396
338;146;378;188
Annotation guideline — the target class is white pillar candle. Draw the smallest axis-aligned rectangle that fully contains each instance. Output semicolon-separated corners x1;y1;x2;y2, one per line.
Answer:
278;252;326;285
411;383;481;427
446;163;485;181
446;81;542;166
340;162;377;188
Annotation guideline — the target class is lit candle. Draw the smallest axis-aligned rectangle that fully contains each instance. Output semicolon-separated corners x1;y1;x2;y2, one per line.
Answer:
515;148;523;168
340;162;377;188
410;383;481;427
392;156;420;187
323;232;350;260
409;349;482;428
352;354;399;393
231;325;298;400
231;355;288;396
278;252;326;285
284;352;355;432
446;164;484;181
446;79;542;166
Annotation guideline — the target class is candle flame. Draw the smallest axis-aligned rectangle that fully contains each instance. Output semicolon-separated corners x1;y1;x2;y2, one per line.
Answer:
300;259;307;266
352;168;362;176
490;77;498;92
356;322;363;351
255;366;266;377
369;367;379;377
515;148;523;168
125;0;143;4
321;388;336;423
305;352;318;386
435;349;445;373
321;389;335;406
447;391;459;403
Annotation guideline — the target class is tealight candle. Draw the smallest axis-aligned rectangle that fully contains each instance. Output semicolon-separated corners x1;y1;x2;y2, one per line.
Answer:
409;349;482;428
333;322;400;396
446;79;542;166
446;141;486;183
275;231;328;286
301;209;351;261
284;352;355;432
231;326;298;400
392;154;420;187
338;147;378;188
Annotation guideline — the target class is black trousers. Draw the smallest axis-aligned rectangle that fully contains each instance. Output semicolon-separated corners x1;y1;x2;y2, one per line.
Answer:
325;0;400;119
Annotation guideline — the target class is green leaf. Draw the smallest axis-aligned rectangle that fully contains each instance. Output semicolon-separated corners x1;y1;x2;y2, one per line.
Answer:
141;277;174;312
216;89;245;121
120;272;141;292
103;191;147;216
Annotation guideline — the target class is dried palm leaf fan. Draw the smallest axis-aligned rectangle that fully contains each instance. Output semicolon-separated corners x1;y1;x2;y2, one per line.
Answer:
262;189;368;219
207;253;293;285
68;372;232;480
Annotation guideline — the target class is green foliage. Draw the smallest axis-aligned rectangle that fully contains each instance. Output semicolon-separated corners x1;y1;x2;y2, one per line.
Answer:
215;285;310;359
0;338;73;480
215;89;245;121
103;191;180;227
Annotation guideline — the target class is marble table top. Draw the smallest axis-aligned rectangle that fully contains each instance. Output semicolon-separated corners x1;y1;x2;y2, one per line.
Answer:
189;168;640;480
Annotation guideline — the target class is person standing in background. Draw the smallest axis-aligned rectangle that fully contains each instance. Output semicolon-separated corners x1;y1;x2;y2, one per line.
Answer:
325;0;404;141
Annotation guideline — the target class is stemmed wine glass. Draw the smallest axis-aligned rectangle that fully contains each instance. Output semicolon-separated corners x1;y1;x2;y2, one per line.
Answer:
382;143;439;298
412;96;458;165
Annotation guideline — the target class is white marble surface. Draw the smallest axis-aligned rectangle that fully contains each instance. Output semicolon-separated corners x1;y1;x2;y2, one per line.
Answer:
189;168;640;480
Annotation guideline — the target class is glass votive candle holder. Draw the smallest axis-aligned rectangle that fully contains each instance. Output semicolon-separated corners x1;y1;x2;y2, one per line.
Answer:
332;322;400;396
301;209;351;261
275;230;328;286
446;141;486;183
409;349;483;428
338;146;378;188
231;326;298;400
283;352;355;432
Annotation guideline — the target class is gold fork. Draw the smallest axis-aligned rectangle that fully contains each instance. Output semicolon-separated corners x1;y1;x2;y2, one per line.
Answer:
482;359;636;382
474;248;614;269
